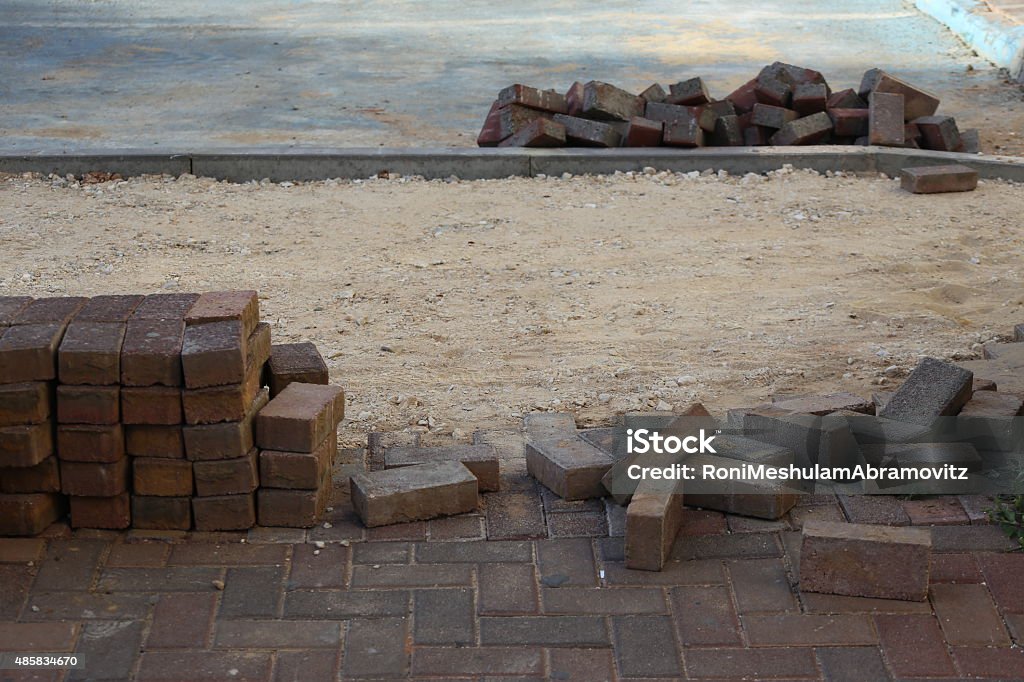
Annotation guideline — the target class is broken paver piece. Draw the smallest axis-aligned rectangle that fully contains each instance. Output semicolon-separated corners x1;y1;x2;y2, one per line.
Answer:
800;520;931;601
900;165;978;194
878;357;973;426
350;461;478;527
384;444;500;492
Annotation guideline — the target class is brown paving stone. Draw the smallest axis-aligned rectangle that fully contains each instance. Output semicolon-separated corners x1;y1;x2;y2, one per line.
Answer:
671;532;782;561
977;552;1024;613
815;647;890;682
743;614;877;646
479;616;609;646
218;565;285;618
874;614;957;678
670;585;742;645
545;648;614;682
683;648;819;679
0;622;79;651
952;646;1024;679
167;542;287;566
413;587;475;644
350;563;472;587
411;647;543;677
416;539;532;563
147;592;217;649
32;540;105;591
484;488;547;540
535;538;596;587
728;558;798;612
601;558;726;586
929;553;983;584
352;541;410;564
478;563;538;615
837;494;911;525
287;543;347;589
273;650;337;682
541;586;666;614
0;537;45;562
68;620;144;681
342;617;408;678
214;619;341;648
800;592;930;614
930;583;1010;646
137;651;272;681
612;614;683;678
902;497;969;526
283;589;409;619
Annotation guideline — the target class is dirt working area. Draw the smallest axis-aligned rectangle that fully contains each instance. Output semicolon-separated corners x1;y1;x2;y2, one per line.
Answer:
1;169;1021;447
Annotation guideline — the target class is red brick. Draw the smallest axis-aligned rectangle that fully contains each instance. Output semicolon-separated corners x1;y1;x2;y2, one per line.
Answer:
192;493;255;531
792;82;827;116
930;583;1010;645
0;381;50;425
623;116;663;147
0;621;79;652
259;435;336;489
57;322;125;385
69;492;131;529
800;520;931;601
868;91;905;146
875;614;956;677
57;384;119;424
744;125;771;146
182;365;261;425
770;111;833;145
497;117;566;147
121;318;185;386
0;493;66;536
750;103;798;129
60;458;129;496
0;296;33;325
859;69;940;120
351;461;476;528
0;323;66;382
121;385;182;424
131;293;199;320
476;101;550;147
257;482;330;528
552;113;622;147
13;297;87;325
759;61;828;87
930;553;983;583
625;487;683;571
193;448;258;496
0;422;53;467
56;423;124;463
0;456;61;493
184;290;259;337
181;320;246;389
75;294;144;323
184;387;267;460
496;84;569;114
579;80;644;121
266;341;327;398
126;425;184;458
828;108;870;137
134;457;193;496
901;164;978;194
133;495;192;530
256;382;343;452
725;78;759;114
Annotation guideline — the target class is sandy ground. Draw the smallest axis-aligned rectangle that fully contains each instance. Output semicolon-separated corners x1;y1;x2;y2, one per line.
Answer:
1;169;1021;448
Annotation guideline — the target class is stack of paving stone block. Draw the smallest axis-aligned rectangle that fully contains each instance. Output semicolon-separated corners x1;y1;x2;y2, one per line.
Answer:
255;382;345;527
480;64;980;153
0;297;77;535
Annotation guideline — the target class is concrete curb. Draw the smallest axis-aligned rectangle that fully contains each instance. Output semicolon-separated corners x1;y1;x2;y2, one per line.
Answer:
914;0;1024;81
2;147;1024;182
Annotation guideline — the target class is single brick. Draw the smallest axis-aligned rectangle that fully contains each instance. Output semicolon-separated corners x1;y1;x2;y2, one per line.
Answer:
0;456;60;493
684;453;799;520
829;108;870;137
725;78;759;114
497;117;566;147
183;368;261;425
351;461;478;527
184;289;259;336
859;69;940;120
184;387;267;460
0;423;53;467
868;91;905;146
770;111;833;145
551;114;622;148
181;320;245;389
0;382;50;425
0;296;32;325
711;115;743;146
57;321;126;385
255;382;344;453
496;84;569;114
131;293;199;320
61;458;129;497
267;341;328;397
192;493;255;531
879;357;973;425
193;448;258;496
69;492;131;529
770;391;873;415
750;103;798;129
75;294;145;323
900;164;978;194
913;115;961;151
121;318;185;386
625;485;684;571
133;495;192;530
256;483;331;528
476;102;549;146
0;493;66;536
792;83;828;115
56;424;124;463
667;77;711;105
580;80;644;121
800;520;931;601
526;429;614;500
259;435;336;489
623;116;664;147
134;457;194;496
0;323;66;382
663;116;704;147
126;425;184;458
57;384;118;425
13;297;87;325
639;83;666;103
119;385;183;426
827;88;867;109
385;444;499;492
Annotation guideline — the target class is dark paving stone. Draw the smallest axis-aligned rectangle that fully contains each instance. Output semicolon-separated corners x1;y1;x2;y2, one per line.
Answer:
611;615;682;678
219;565;285;618
413;587;474;644
342;617;408;678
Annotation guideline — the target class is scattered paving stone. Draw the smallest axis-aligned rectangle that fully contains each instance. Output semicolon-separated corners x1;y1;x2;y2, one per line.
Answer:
901;164;979;194
385;444;499;492
879;357;973;425
868;91;905;146
351;461;478;527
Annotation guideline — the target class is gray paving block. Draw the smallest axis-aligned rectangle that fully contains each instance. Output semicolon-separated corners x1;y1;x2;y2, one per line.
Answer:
879;357;973;426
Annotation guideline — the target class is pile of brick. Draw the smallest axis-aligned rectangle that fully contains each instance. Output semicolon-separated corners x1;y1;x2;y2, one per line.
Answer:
479;64;979;152
0;292;338;536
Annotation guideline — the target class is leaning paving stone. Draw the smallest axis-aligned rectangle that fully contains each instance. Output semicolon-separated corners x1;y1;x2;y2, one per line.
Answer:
868;91;905;146
913;115;962;151
0;323;66;383
800;520;931;601
267;342;329;397
900;165;978;194
351;461;478;527
256;382;344;453
829;108;870;137
828;88;867;110
476;102;550;146
754;76;792;108
663;116;705;147
623;116;664;147
711;115;743;146
770;111;833;145
580;80;644;121
0;382;50;426
792;83;828;116
667;77;711;105
733;408;861;469
185;289;259;337
639;83;667;103
0;493;65;535
770;392;873;416
551;114;622;147
385;444;499;492
496;84;569;114
625;478;684;571
751;103;798;130
498;118;566;147
879;357;973;426
859;69;940;120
